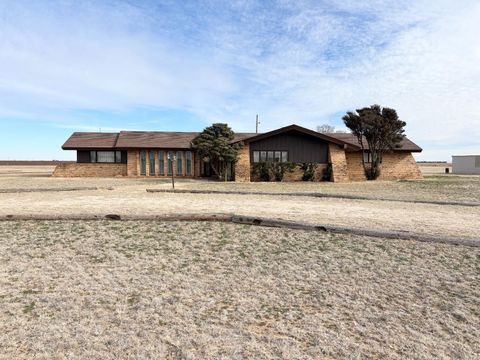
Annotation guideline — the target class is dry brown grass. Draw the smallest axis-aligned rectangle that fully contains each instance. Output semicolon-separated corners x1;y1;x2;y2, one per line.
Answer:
0;220;478;359
0;166;479;241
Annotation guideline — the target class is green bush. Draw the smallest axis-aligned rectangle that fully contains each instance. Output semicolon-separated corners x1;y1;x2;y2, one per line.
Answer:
252;161;295;182
322;163;333;181
301;163;317;181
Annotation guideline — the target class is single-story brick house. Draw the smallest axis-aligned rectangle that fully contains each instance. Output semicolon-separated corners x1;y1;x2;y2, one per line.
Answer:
54;124;423;181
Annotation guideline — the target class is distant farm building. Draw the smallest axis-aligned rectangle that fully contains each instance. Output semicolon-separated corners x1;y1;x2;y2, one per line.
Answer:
452;155;480;175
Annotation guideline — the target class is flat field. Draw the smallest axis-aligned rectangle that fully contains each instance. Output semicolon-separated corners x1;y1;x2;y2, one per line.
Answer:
0;165;479;358
1;220;478;359
0;166;479;240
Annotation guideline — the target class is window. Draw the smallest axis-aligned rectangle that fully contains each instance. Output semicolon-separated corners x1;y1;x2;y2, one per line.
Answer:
158;151;165;175
267;151;274;162
252;150;288;163
274;151;281;162
140;150;146;175
186;151;192;176
149;151;155;176
363;152;382;164
363;152;371;163
260;151;267;161
176;151;183;175
89;151;121;163
167;151;173;175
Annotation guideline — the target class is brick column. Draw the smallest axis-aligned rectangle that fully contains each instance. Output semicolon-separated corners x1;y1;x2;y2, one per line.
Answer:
235;144;251;182
328;144;349;182
127;150;138;176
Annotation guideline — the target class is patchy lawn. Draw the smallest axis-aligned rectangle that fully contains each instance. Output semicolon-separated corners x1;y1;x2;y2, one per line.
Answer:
0;220;478;359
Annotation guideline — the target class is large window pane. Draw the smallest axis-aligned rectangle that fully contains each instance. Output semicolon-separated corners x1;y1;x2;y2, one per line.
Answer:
90;151;96;163
167;151;173;175
176;151;183;175
274;151;281;162
97;151;115;163
158;151;165;175
149;151;155;176
253;151;259;163
140;150;146;175
260;151;267;162
186;151;192;176
281;151;288;163
267;151;274;162
115;151;121;163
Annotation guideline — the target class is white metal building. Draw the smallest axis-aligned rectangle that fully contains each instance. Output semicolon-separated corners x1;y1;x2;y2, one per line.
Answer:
452;155;480;174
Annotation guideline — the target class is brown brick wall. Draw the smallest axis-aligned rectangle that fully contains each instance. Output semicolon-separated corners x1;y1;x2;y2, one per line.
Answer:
235;144;251;182
328;144;349;182
127;150;138;176
53;163;127;177
345;151;423;181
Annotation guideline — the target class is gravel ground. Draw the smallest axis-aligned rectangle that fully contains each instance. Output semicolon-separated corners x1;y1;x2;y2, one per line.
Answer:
0;220;478;359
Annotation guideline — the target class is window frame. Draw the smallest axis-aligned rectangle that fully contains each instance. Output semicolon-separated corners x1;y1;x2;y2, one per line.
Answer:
185;151;192;176
176;151;183;176
140;150;146;176
149;151;155;176
167;151;173;176
158;151;165;175
89;150;121;163
252;150;289;163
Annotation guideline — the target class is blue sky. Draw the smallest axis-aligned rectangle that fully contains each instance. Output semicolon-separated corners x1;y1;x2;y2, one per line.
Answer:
0;0;479;160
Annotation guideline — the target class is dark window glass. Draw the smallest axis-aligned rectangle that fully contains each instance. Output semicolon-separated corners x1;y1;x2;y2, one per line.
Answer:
90;151;96;163
260;151;267;161
158;151;164;175
267;151;274;162
281;151;288;162
140;150;146;175
176;151;183;175
186;151;192;176
149;151;155;176
115;151;121;163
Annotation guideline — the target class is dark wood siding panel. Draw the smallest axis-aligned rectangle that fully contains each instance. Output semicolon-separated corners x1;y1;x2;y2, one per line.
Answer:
249;131;329;163
77;151;90;163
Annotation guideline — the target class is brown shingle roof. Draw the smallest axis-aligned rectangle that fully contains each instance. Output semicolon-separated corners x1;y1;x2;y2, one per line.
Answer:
62;131;258;150
61;126;421;152
326;133;422;152
62;132;119;150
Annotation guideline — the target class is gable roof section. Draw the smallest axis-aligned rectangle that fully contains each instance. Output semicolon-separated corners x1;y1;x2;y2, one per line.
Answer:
239;124;355;149
62;132;119;150
327;133;422;152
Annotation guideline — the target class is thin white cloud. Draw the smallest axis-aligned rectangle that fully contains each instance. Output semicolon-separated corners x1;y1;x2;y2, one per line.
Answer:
0;0;479;160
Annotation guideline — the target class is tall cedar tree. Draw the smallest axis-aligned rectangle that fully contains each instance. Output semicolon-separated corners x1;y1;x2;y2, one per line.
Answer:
342;105;406;180
191;123;243;181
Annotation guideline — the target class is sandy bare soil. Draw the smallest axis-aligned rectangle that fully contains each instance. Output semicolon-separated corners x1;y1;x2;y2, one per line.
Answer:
1;220;478;359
